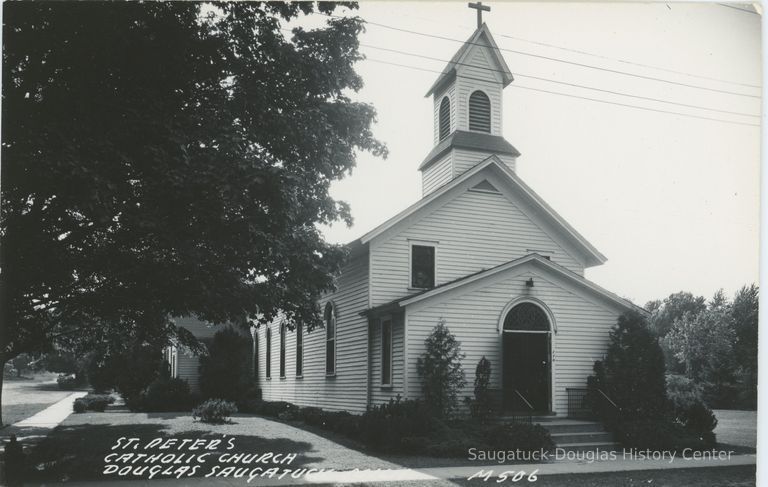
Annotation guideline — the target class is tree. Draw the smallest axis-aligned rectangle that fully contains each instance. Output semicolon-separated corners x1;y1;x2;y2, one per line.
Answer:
416;319;466;418
647;292;707;338
588;311;668;421
468;356;493;422
199;327;254;402
0;2;385;424
663;290;737;406
731;284;758;408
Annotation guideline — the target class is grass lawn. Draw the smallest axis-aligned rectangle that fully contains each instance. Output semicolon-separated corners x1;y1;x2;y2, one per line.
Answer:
2;374;77;426
714;409;757;449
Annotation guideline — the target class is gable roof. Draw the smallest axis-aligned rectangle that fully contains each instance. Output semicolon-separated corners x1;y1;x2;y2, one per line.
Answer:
361;253;646;317
418;130;521;171
358;155;607;267
425;23;514;98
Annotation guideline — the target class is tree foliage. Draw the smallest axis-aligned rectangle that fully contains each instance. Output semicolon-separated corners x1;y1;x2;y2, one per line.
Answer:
646;292;706;338
199;327;254;402
588;311;668;421
416;319;466;418
0;2;384;422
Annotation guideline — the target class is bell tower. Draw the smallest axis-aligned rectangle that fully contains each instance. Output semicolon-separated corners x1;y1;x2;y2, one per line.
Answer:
419;4;520;196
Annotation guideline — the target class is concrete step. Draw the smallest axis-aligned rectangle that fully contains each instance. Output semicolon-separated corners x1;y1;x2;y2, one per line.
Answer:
537;420;606;434
554;441;620;453
550;431;613;444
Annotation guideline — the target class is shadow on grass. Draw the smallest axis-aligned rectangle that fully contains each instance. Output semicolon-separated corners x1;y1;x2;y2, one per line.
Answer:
26;422;323;483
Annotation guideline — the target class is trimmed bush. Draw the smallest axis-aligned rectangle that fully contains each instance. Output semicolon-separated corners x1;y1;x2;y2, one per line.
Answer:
299;407;324;427
467;356;494;422
193;399;237;424
142;376;192;412
73;398;87;413
614;419;716;452
416;320;466;418
359;398;433;452
199;328;254;402
72;394;115;413
676;401;717;434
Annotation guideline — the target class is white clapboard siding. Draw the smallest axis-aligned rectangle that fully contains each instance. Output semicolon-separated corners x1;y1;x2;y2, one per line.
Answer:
453;149;516;176
433;84;456;146
370;181;584;306
404;267;621;415
422;153;453;196
256;253;370;413
369;312;405;407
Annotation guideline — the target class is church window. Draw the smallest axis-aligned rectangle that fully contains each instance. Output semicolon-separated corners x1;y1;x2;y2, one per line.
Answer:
266;327;272;379
296;323;303;377
279;322;286;378
503;303;550;332
411;244;436;289
469;90;491;133
325;302;336;375
381;317;393;386
253;335;258;378
438;96;451;141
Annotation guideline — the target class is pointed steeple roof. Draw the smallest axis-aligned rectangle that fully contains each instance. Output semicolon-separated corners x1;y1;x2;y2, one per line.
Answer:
424;23;514;97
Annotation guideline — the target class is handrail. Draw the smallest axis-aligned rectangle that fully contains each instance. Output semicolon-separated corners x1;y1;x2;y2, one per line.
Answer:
597;388;620;410
514;389;534;411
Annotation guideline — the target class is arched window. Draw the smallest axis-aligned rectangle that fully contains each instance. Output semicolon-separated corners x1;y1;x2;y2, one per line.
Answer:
325;302;337;375
503;302;550;332
279;323;286;378
468;90;491;133
266;327;272;379
296;323;303;377
438;96;451;141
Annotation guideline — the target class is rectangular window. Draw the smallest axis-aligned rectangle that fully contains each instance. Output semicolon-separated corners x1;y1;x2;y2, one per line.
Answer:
266;328;272;379
296;323;303;377
411;244;436;289
381;318;393;386
279;324;286;378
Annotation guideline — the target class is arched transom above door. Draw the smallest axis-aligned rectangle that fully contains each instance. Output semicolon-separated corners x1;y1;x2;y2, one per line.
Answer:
502;301;554;332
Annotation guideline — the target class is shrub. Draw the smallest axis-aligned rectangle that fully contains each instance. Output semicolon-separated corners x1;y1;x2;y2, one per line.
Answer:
359;398;434;452
193;399;238;424
87;343;165;403
614;419;716;452
676;401;717;434
587;311;668;422
199;327;255;402
666;374;703;410
467;356;493;422
73;398;87;413
416;319;466;418
142;376;192;412
72;394;115;413
300;407;324;427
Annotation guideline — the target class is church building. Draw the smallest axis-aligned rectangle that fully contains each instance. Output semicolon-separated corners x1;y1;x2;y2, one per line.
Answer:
172;9;644;416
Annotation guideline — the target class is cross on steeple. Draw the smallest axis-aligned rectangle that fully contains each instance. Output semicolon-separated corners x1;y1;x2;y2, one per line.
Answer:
468;2;490;29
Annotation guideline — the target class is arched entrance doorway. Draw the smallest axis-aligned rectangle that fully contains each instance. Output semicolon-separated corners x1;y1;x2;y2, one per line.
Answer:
502;302;552;413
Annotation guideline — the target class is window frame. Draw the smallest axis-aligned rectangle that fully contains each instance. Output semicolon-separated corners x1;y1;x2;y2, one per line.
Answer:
325;302;337;377
266;327;272;379
409;240;438;290
253;334;258;379
296;323;304;378
279;322;286;379
438;96;451;141
468;89;492;133
380;316;393;387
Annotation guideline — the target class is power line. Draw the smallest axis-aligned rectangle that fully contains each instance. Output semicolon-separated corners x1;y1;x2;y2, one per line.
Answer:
314;12;761;99
364;57;760;128
388;10;761;89
362;43;760;118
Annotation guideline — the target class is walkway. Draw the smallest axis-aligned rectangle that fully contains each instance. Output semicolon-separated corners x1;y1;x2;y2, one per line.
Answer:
1;391;87;447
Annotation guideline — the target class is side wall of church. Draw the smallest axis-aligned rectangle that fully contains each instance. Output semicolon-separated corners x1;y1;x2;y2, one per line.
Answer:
369;170;586;307
369;312;406;407
403;265;622;415
254;252;370;413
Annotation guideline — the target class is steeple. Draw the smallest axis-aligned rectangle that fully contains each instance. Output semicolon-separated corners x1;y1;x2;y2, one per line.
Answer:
419;11;520;196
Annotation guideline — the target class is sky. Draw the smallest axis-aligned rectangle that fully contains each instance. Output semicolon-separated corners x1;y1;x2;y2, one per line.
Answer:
299;2;761;307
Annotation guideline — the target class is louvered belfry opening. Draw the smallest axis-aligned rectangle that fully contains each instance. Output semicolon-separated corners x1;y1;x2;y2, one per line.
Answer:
468;90;491;133
438;96;451;141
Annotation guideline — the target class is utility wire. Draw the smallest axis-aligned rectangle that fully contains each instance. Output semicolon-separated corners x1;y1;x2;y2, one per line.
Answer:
388;10;761;89
364;57;760;128
313;12;761;99
362;43;760;118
